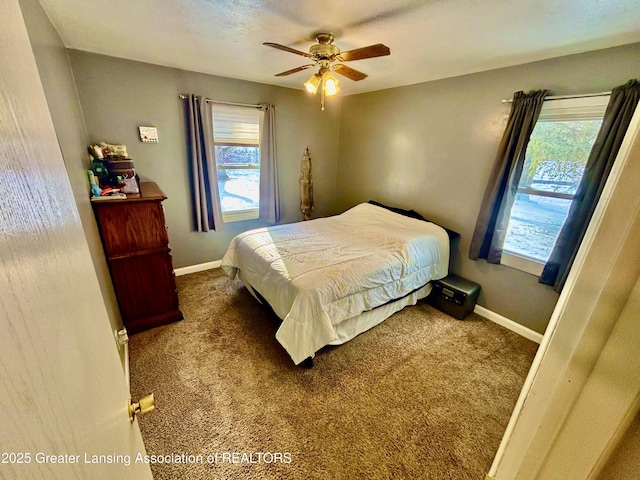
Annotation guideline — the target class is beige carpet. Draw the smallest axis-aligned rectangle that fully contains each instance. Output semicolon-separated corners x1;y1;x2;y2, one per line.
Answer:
129;268;537;480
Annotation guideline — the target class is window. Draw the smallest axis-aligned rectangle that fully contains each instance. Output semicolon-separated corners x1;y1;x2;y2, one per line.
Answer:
501;96;608;275
212;104;260;222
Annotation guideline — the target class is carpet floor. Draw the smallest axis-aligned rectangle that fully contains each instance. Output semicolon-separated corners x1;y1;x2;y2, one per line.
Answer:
129;268;538;480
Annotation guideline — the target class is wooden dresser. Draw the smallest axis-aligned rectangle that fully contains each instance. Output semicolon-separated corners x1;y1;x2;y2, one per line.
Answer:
92;182;183;334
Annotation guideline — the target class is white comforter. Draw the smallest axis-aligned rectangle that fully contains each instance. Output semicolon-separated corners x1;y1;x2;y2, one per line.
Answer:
221;203;449;364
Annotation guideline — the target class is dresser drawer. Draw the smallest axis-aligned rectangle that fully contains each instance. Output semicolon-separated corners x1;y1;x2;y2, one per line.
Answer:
109;251;181;330
94;201;168;256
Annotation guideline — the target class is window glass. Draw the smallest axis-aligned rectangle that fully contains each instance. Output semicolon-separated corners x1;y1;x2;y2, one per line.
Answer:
503;119;601;263
215;146;260;213
504;194;573;262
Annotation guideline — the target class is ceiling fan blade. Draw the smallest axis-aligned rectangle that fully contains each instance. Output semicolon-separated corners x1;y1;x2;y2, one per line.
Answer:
339;44;390;62
333;64;368;81
263;42;311;57
274;64;315;76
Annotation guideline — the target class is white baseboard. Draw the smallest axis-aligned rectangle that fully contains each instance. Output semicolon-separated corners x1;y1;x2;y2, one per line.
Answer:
174;260;221;276
473;305;543;344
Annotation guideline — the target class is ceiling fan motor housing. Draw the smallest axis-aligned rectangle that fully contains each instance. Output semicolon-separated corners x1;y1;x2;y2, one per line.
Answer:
310;43;340;60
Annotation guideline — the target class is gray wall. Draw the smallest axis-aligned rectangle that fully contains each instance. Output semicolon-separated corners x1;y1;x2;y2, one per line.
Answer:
336;43;640;333
19;0;123;333
68;51;342;268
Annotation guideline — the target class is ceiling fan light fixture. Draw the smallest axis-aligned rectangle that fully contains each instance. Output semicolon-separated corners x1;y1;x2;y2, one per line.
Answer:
304;73;322;94
322;72;339;96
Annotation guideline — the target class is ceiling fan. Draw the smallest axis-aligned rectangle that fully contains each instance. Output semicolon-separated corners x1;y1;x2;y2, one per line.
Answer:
264;33;390;109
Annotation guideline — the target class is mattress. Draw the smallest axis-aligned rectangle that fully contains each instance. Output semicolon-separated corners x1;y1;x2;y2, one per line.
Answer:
221;202;450;364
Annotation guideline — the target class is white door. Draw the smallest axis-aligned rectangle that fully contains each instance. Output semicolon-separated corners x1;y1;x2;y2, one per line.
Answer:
0;1;153;479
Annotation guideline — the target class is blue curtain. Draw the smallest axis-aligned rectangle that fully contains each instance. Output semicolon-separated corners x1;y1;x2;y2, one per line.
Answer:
186;95;224;232
469;90;548;263
258;104;280;224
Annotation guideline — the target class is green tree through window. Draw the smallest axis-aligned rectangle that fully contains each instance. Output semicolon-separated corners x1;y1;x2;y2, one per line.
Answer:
521;121;601;191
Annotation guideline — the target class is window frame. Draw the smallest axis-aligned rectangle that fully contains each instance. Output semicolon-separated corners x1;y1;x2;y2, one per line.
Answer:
211;105;261;223
501;95;609;276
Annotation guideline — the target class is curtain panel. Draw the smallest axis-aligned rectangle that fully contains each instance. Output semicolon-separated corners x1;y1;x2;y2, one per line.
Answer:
540;79;640;292
186;94;224;232
469;90;549;263
258;104;280;224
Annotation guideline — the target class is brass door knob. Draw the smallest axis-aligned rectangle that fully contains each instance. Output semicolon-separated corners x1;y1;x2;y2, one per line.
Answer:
129;393;155;423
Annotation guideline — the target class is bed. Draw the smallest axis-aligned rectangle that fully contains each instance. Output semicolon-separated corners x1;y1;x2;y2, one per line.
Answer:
220;202;450;365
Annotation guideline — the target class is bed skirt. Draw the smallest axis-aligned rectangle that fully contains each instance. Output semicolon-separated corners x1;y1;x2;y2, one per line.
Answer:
238;269;432;361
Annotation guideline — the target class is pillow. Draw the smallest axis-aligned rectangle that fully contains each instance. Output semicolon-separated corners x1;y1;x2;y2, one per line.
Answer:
368;200;460;240
367;200;425;220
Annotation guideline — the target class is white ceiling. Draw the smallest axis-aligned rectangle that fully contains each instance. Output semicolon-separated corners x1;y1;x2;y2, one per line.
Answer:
38;0;640;96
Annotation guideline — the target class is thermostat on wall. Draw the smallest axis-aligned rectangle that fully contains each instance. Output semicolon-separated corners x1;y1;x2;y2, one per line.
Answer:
139;126;158;143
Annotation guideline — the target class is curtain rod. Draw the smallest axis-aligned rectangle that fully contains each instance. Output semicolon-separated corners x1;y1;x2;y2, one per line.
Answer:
178;94;262;109
501;91;611;104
